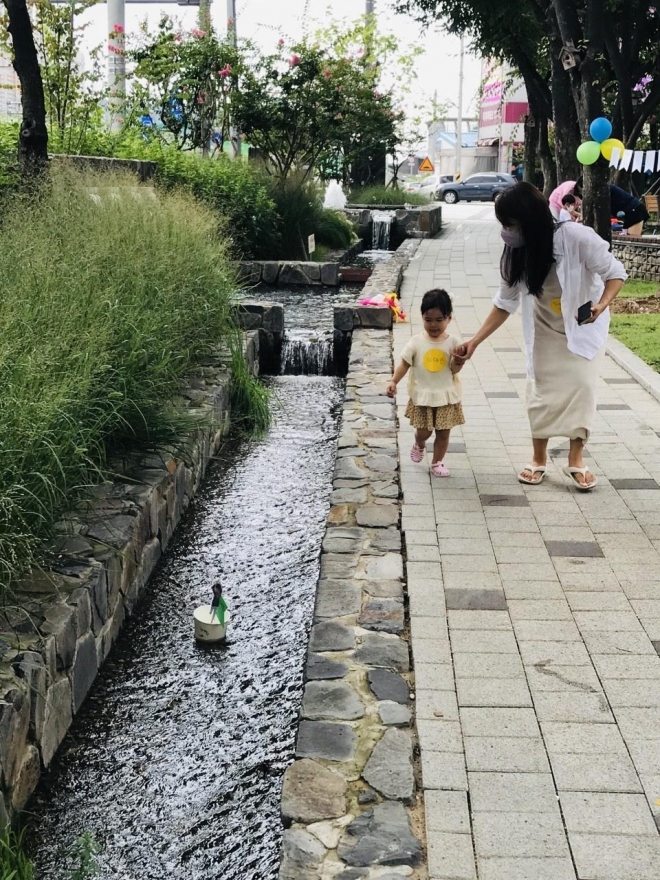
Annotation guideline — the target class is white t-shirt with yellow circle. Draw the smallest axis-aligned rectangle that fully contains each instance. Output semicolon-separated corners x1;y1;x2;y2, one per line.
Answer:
400;332;462;407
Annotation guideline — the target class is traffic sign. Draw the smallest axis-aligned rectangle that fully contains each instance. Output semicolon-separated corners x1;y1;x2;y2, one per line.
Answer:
418;156;434;173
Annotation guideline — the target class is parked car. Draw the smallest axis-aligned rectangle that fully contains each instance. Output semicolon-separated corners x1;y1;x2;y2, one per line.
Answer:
435;172;516;204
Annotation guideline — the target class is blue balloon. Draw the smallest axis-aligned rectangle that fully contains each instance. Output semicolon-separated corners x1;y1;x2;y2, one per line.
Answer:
589;117;613;143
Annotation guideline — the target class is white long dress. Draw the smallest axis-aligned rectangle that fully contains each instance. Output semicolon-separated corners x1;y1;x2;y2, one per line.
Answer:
526;265;603;442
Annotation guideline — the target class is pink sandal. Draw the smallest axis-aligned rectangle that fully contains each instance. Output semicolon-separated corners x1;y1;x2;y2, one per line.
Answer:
410;443;425;463
431;461;450;477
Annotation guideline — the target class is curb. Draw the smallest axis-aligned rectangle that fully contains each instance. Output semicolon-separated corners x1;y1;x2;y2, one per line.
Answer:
606;336;660;404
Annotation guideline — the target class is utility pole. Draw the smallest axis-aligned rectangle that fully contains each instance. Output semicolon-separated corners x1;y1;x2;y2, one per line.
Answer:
227;0;241;157
454;34;464;181
106;0;126;132
366;0;375;14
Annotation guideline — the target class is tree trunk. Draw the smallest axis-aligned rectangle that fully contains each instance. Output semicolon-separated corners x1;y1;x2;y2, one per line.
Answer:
537;114;557;196
550;54;580;182
5;0;48;173
523;114;538;186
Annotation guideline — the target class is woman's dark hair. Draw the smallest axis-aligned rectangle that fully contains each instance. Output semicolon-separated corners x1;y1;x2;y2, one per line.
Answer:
421;289;453;317
495;182;555;297
562;193;576;207
573;176;583;199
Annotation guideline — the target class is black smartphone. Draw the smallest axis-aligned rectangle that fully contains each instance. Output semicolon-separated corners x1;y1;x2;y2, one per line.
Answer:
577;301;593;325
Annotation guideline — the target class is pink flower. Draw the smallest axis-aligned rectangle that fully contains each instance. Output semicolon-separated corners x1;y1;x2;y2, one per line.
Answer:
323;69;331;78
289;54;301;67
174;34;182;42
278;38;285;46
218;64;232;77
113;23;124;34
191;28;206;38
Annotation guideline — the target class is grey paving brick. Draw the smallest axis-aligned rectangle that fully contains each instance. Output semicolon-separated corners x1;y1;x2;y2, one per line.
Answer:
582;631;657;655
464;736;549;772
472;811;568;858
513;620;582;642
627;740;660;775
426;790;471;833
541;721;629;756
457;678;532;708
450;630;519;654
448;610;512;631
550;752;642;793
604;679;660;707
566;592;631;611
416;689;460;721
480;494;530;507
545;540;604;558
415;663;456;691
453;653;524;679
477;857;576;880
421;750;468;790
445;589;508;611
518;641;592;666
507;599;572;621
468;772;559;813
559;792;657;835
597;403;632;410
532;691;613;723
573;611;646;633
614;707;660;740
592;654;660;679
569;834;660;880
427;832;476;880
412;638;452;666
459;707;541;738
417;720;463;753
525;663;602;693
610;478;660;490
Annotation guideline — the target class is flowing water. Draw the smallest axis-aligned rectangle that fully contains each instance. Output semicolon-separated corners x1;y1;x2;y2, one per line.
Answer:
28;292;347;878
371;210;395;250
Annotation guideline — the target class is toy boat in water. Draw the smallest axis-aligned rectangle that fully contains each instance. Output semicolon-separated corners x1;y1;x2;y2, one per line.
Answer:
194;606;230;643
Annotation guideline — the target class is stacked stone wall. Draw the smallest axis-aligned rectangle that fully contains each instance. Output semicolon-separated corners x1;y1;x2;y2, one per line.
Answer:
612;235;660;283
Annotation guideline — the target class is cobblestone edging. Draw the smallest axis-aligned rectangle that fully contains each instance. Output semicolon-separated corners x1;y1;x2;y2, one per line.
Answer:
612;234;660;282
278;329;425;880
361;240;423;301
0;339;260;821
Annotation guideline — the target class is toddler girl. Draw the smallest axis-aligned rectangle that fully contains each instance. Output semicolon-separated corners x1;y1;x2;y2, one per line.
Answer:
386;289;464;477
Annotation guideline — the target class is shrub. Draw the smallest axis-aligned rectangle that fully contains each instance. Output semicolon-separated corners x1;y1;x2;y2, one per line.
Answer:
0;165;267;593
0;827;34;880
315;209;355;250
349;185;430;206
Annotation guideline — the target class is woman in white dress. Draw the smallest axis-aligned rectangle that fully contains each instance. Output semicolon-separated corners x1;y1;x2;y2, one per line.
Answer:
455;182;627;490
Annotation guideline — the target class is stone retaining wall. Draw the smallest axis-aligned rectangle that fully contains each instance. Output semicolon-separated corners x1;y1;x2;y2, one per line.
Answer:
278;328;424;880
237;302;285;374
0;341;259;822
612;234;660;282
239;261;341;287
51;154;158;182
345;205;442;247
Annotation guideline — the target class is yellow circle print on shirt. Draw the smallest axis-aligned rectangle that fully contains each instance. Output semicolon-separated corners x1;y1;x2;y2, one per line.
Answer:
423;348;448;372
549;297;563;316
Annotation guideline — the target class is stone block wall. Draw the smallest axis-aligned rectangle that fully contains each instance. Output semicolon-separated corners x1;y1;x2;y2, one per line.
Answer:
612;235;660;283
239;261;341;287
237;302;285;374
0;347;246;822
278;329;423;879
51;154;158;183
345;205;442;247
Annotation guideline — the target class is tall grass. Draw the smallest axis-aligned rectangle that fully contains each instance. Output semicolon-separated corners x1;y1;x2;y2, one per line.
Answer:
0;165;267;594
0;827;34;880
349;185;430;206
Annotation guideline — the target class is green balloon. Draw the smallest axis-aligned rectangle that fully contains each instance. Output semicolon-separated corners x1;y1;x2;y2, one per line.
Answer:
576;141;601;165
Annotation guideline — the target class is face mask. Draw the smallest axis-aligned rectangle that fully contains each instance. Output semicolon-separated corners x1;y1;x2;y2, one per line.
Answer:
501;228;524;248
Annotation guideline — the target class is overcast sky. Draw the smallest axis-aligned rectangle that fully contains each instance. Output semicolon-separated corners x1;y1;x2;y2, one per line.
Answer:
82;0;483;119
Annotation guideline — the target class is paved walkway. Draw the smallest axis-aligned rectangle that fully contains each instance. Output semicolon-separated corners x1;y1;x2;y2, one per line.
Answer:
395;207;660;880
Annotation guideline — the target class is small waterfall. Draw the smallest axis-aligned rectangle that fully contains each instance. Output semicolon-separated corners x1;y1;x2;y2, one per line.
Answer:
371;210;395;250
281;336;334;375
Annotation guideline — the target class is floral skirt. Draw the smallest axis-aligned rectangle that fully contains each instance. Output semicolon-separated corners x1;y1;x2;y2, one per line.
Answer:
405;401;465;431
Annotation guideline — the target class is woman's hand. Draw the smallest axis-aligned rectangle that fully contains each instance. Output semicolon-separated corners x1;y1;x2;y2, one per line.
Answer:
582;301;609;324
452;340;477;365
386;380;397;398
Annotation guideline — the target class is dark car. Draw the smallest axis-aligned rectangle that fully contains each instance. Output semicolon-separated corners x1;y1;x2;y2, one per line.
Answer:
435;172;516;204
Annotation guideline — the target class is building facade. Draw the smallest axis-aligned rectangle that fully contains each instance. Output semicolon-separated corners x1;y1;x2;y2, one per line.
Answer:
477;59;528;173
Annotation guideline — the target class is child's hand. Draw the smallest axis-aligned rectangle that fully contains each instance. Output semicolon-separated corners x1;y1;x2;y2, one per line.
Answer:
386;380;397;398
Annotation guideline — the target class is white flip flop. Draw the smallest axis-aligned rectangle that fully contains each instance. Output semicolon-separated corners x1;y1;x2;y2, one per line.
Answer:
563;466;598;491
518;465;547;485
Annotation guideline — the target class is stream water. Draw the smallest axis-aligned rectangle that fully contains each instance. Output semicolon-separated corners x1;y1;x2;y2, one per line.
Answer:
28;296;346;878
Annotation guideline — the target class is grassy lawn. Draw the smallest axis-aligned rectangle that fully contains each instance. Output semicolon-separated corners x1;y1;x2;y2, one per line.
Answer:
619;279;660;298
610;314;660;370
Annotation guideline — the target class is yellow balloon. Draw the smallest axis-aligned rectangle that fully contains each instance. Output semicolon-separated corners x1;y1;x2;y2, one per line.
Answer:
600;138;625;160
